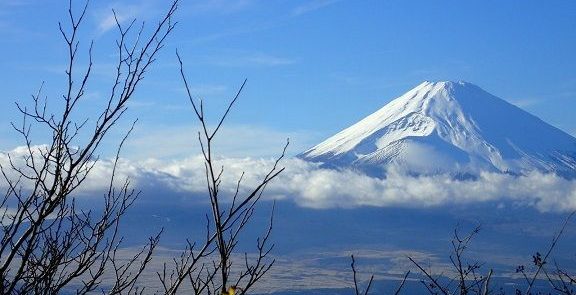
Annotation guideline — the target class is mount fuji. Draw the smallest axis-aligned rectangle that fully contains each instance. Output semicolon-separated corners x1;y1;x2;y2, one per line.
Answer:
299;81;576;177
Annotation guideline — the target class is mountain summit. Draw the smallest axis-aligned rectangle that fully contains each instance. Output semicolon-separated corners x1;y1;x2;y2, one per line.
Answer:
299;81;576;177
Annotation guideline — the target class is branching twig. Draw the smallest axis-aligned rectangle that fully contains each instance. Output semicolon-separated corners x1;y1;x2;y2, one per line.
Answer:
158;50;287;295
0;1;178;293
351;255;374;295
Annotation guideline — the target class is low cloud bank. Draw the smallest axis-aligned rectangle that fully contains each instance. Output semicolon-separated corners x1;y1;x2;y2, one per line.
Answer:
2;146;576;212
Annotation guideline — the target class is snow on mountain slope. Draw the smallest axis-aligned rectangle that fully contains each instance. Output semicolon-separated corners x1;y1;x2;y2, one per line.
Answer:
299;81;576;177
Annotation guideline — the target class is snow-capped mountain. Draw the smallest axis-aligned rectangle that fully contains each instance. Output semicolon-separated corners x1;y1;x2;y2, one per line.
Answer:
299;81;576;177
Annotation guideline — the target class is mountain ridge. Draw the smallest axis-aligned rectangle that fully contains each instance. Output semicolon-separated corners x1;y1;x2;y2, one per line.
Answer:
299;81;576;177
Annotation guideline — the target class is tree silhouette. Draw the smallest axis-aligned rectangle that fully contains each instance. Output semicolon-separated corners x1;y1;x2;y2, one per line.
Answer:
0;0;177;293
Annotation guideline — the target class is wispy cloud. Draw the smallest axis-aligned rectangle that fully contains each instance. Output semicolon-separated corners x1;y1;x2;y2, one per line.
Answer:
0;1;30;35
509;89;576;107
330;72;407;91
208;53;296;67
92;0;172;35
97;13;124;35
95;4;143;35
506;90;576;116
126;99;157;109
509;98;542;108
8;0;29;5
291;0;342;17
124;124;314;160
186;0;256;15
184;84;228;97
0;0;31;8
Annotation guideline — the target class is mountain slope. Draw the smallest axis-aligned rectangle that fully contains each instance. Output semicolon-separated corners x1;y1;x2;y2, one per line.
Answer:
299;81;576;177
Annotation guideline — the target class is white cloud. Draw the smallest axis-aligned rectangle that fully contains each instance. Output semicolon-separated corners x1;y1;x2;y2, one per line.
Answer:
93;1;168;35
181;50;296;68
144;157;576;212
208;53;296;67
96;5;141;35
2;145;576;212
0;1;30;35
186;0;255;15
238;54;295;67
291;0;342;17
509;97;541;108
0;0;30;6
184;84;228;97
124;124;315;160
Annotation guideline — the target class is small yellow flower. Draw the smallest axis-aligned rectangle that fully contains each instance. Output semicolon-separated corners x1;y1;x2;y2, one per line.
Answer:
222;286;237;295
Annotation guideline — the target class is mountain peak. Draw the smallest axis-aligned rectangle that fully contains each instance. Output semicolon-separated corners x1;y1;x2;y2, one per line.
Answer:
417;80;473;89
409;80;483;100
300;81;576;177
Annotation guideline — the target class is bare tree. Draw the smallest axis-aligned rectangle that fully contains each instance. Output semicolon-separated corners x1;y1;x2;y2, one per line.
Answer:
408;225;493;295
0;0;177;293
548;262;576;295
407;212;576;295
515;211;575;295
155;53;287;295
350;254;410;295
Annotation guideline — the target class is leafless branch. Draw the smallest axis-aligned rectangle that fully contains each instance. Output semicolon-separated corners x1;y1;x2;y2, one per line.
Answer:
158;51;287;295
408;225;493;295
351;255;374;295
0;1;178;293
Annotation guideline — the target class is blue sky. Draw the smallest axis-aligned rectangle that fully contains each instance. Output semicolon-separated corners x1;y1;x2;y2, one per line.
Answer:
1;0;575;159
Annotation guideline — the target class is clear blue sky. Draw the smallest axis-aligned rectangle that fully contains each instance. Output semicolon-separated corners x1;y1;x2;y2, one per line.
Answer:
1;0;575;159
